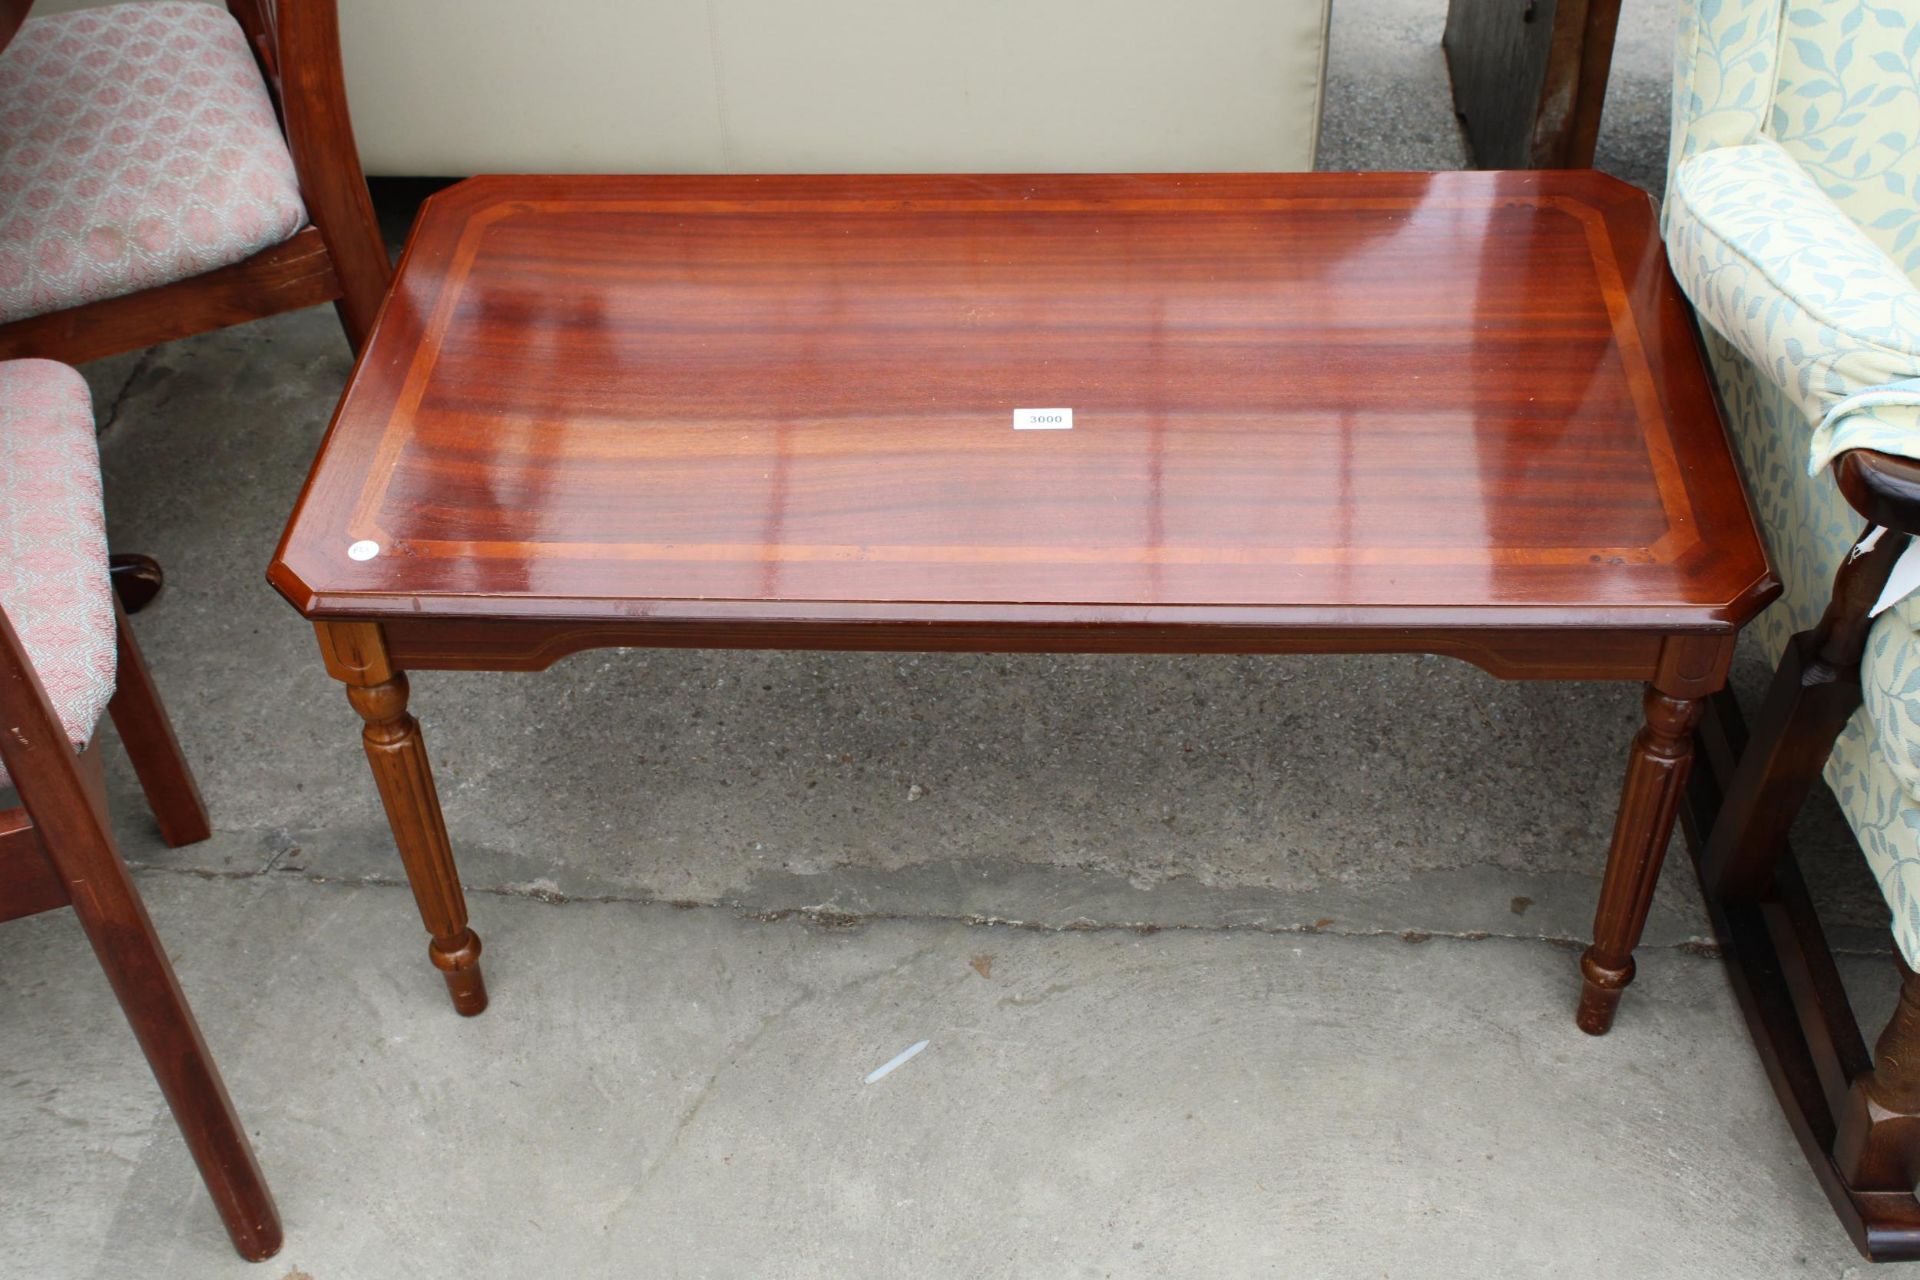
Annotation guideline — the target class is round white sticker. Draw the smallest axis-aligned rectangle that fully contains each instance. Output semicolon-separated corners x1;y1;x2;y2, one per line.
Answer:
347;540;380;561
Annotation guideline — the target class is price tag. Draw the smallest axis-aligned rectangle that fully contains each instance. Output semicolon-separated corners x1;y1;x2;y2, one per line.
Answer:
1013;408;1072;430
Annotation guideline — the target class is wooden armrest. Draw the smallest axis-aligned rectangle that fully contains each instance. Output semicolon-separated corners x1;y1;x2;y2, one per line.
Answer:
1835;450;1920;538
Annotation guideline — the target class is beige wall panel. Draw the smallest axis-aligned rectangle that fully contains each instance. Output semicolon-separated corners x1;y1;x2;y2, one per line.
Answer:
27;0;1332;175
696;0;1331;174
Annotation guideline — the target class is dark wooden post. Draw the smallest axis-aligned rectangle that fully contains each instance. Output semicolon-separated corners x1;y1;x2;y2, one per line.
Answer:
1442;0;1624;168
1838;965;1920;1192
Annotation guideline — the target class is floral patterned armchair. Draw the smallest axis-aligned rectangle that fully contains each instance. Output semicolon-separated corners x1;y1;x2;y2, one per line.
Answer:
1662;0;1920;1259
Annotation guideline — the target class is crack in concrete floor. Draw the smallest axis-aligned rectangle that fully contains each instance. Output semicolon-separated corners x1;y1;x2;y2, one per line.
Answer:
128;857;1883;961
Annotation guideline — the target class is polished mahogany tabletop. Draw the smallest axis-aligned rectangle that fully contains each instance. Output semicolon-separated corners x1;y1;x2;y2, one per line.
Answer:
271;171;1773;635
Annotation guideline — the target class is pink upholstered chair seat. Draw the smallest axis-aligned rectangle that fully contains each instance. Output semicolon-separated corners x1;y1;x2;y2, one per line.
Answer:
0;359;114;789
0;1;307;324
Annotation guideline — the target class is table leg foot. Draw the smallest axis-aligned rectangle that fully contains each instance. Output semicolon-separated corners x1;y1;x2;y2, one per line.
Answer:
1579;684;1704;1036
431;928;488;1016
1576;954;1632;1036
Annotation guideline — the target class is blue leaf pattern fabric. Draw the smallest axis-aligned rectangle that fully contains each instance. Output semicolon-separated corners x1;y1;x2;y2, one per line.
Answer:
1666;138;1920;472
1667;0;1785;204
1666;0;1920;965
1840;596;1920;961
1772;0;1920;278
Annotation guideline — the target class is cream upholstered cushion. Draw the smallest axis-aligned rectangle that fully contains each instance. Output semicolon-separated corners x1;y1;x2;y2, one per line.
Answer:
1670;0;1920;281
0;359;114;790
0;0;306;324
1666;137;1920;473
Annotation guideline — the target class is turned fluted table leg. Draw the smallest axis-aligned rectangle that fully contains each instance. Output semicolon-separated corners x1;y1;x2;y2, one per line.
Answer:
1577;635;1731;1036
317;622;487;1016
1577;687;1703;1034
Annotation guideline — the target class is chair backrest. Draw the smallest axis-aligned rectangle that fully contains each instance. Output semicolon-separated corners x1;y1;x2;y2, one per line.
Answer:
1671;0;1920;280
224;0;388;338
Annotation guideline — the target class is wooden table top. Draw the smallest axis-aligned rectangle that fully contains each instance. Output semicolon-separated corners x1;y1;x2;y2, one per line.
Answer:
272;172;1774;638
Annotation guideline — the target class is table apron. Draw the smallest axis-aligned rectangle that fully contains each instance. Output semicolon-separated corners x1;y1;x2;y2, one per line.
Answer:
359;616;1737;686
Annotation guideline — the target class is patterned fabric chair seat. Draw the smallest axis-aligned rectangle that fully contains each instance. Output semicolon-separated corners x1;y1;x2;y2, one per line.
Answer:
0;0;307;324
1664;0;1920;957
0;358;114;789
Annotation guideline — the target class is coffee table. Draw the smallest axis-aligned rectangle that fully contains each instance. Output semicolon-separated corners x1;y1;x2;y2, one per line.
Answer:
270;172;1775;1034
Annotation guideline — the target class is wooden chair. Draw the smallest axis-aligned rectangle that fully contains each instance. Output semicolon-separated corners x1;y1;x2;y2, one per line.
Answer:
1;358;279;1260
1660;0;1920;1258
0;0;390;364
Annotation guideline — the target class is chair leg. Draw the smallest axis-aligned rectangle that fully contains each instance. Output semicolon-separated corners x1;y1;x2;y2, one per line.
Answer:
1678;526;1920;1259
1698;526;1906;901
108;552;165;615
1837;964;1920;1194
106;598;211;848
59;749;281;1261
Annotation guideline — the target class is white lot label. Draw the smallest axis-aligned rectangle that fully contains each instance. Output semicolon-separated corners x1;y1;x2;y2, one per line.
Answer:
1013;408;1073;430
1873;535;1920;617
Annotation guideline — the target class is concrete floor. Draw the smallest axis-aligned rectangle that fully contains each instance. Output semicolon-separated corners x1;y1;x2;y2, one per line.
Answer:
5;0;1917;1276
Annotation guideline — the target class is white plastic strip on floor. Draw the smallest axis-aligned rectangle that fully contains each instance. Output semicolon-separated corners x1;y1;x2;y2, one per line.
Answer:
863;1040;929;1084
